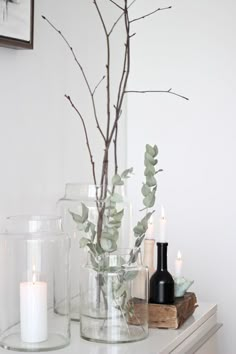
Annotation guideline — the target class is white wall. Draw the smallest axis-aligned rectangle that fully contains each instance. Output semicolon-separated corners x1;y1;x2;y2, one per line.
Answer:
0;0;126;218
1;0;234;351
127;0;236;352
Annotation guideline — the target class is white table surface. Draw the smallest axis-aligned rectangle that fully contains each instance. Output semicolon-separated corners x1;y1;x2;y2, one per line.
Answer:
0;303;218;354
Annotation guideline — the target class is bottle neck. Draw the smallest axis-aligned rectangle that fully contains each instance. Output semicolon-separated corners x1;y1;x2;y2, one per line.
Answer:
157;242;168;271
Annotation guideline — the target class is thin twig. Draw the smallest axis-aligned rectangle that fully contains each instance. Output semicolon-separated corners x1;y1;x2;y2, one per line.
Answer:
108;0;136;36
93;0;112;242
108;0;124;11
108;0;131;146
130;6;172;24
65;95;98;186
124;89;189;100
42;15;106;142
113;124;118;175
93;1;111;198
92;75;106;96
129;32;136;38
93;1;111;142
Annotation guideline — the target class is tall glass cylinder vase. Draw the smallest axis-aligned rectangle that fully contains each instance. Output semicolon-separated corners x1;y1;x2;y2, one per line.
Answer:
0;216;70;352
57;183;131;321
80;251;149;343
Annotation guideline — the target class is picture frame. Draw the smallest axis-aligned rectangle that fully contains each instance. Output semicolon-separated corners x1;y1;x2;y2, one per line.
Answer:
0;0;34;49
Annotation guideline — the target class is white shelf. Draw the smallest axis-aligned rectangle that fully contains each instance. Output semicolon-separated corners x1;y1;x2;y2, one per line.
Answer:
0;303;221;354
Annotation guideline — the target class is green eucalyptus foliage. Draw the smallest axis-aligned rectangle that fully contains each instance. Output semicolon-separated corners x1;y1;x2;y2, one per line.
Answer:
129;144;162;265
69;144;161;319
69;167;133;257
142;144;160;208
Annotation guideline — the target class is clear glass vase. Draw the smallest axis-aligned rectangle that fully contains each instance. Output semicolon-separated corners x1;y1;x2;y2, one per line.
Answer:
0;215;70;352
80;250;149;343
57;183;131;321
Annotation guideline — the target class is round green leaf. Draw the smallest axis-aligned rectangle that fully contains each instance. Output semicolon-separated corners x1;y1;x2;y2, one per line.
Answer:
79;237;90;248
143;192;155;208
141;183;150;197
146;175;157;187
144;164;155;176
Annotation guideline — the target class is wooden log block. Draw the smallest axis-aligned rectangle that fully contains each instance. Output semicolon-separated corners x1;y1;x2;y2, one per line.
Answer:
128;292;198;329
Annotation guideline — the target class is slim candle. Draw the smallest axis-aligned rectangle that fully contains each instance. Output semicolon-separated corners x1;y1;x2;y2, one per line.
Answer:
159;206;166;242
20;271;48;343
143;239;155;278
175;251;183;278
146;214;154;240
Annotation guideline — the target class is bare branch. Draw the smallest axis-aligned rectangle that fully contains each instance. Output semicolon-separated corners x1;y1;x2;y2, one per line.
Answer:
65;95;98;185
113;124;118;175
93;1;108;36
108;0;131;146
92;75;106;96
124;89;189;100
93;1;111;140
108;0;124;11
113;106;122;176
129;32;136;38
93;0;113;215
108;0;136;36
42;15;106;142
130;6;172;24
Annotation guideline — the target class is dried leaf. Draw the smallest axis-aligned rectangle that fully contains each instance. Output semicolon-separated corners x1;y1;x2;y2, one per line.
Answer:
143;191;156;208
145;152;157;165
133;222;145;237
81;203;89;223
146;175;157;187
146;144;157;157
121;167;133;179
141;183;150;197
112;209;124;222
112;174;124;186
69;210;83;224
79;237;90;248
144;164;155;176
110;193;123;203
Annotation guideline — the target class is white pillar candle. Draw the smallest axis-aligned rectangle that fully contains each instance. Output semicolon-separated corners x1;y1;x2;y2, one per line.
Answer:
175;251;183;278
159;206;166;242
20;274;48;343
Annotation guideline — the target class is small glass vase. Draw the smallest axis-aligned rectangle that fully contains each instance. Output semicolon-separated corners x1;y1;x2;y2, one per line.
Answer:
57;183;131;321
80;250;149;343
0;215;70;352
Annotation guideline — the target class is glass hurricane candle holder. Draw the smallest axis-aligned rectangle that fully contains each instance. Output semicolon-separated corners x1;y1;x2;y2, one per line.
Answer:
80;250;149;343
0;215;70;352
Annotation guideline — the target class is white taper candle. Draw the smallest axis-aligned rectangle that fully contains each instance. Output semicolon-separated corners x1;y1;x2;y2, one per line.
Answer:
175;251;183;278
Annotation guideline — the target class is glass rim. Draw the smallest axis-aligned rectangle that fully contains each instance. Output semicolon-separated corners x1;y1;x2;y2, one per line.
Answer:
0;215;68;239
6;214;62;222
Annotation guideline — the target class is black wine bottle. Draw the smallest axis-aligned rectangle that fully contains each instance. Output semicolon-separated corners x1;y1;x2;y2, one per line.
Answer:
149;242;174;304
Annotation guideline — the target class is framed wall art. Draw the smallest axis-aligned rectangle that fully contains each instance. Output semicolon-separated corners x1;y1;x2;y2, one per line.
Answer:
0;0;34;49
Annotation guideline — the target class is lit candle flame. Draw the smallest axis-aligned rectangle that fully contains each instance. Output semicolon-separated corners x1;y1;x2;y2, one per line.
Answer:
177;250;182;260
